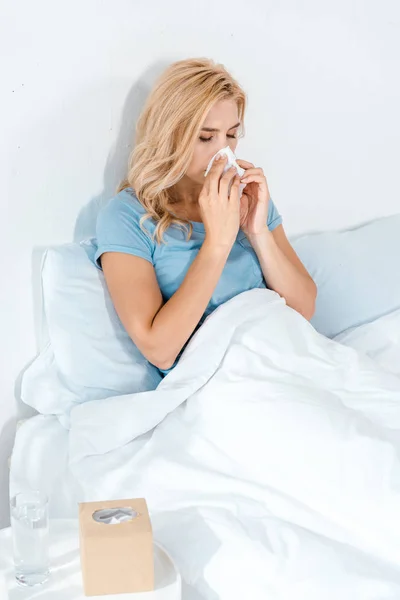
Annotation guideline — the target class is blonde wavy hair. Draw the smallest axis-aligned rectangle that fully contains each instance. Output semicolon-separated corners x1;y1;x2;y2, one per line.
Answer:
117;57;247;243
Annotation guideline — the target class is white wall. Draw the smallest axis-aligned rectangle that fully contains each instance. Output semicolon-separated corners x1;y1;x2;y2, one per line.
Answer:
1;0;399;526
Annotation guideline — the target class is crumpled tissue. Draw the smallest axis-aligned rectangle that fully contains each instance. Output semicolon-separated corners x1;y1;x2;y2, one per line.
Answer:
204;145;247;198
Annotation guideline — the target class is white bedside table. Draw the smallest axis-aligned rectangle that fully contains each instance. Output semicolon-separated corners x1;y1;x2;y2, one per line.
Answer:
0;519;181;599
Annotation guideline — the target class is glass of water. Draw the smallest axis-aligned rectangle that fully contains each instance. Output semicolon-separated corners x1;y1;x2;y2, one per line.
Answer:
10;491;50;586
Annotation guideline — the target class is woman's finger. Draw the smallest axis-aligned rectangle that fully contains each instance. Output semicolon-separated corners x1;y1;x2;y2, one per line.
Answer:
205;154;227;193
219;166;239;199
236;159;254;169
239;167;264;179
240;174;266;184
229;175;241;205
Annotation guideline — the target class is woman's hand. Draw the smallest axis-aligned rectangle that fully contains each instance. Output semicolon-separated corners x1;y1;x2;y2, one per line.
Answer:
236;159;271;237
199;154;241;250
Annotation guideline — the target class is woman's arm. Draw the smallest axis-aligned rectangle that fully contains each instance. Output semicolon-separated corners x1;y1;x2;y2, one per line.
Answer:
101;156;241;371
236;158;317;320
248;224;317;320
101;241;231;371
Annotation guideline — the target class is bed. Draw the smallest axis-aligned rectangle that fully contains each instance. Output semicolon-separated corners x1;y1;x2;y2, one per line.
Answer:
10;213;400;600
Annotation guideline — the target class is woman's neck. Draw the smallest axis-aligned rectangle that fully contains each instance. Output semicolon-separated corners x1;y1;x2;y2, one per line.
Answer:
171;175;202;205
169;176;203;221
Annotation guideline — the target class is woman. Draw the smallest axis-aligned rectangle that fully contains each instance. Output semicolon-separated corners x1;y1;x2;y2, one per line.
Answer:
94;58;317;376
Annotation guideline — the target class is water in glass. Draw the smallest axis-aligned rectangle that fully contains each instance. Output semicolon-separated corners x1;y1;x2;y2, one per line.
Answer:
10;491;50;586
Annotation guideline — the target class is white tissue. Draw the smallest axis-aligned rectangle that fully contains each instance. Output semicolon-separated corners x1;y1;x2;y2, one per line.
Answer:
204;145;247;198
92;507;137;525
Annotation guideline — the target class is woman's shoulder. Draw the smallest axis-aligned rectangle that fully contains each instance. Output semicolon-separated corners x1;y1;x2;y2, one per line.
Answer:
94;187;156;268
97;185;157;238
97;187;157;235
100;186;147;220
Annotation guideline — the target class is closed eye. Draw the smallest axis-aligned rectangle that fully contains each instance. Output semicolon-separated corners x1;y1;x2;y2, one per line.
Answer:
200;134;237;143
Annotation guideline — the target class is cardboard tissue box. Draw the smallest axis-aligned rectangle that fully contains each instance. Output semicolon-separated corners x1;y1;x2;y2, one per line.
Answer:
79;498;154;596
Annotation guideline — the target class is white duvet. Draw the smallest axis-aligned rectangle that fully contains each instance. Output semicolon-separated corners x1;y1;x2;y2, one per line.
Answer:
13;290;400;599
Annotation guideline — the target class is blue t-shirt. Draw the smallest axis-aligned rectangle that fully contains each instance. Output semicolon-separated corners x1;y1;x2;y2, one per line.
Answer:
94;187;283;374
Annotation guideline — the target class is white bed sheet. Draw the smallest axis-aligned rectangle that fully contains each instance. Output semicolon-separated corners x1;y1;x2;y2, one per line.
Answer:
10;294;400;599
333;307;400;377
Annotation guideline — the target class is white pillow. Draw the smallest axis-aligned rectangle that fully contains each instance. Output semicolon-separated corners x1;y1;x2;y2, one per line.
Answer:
292;213;400;338
21;240;162;417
